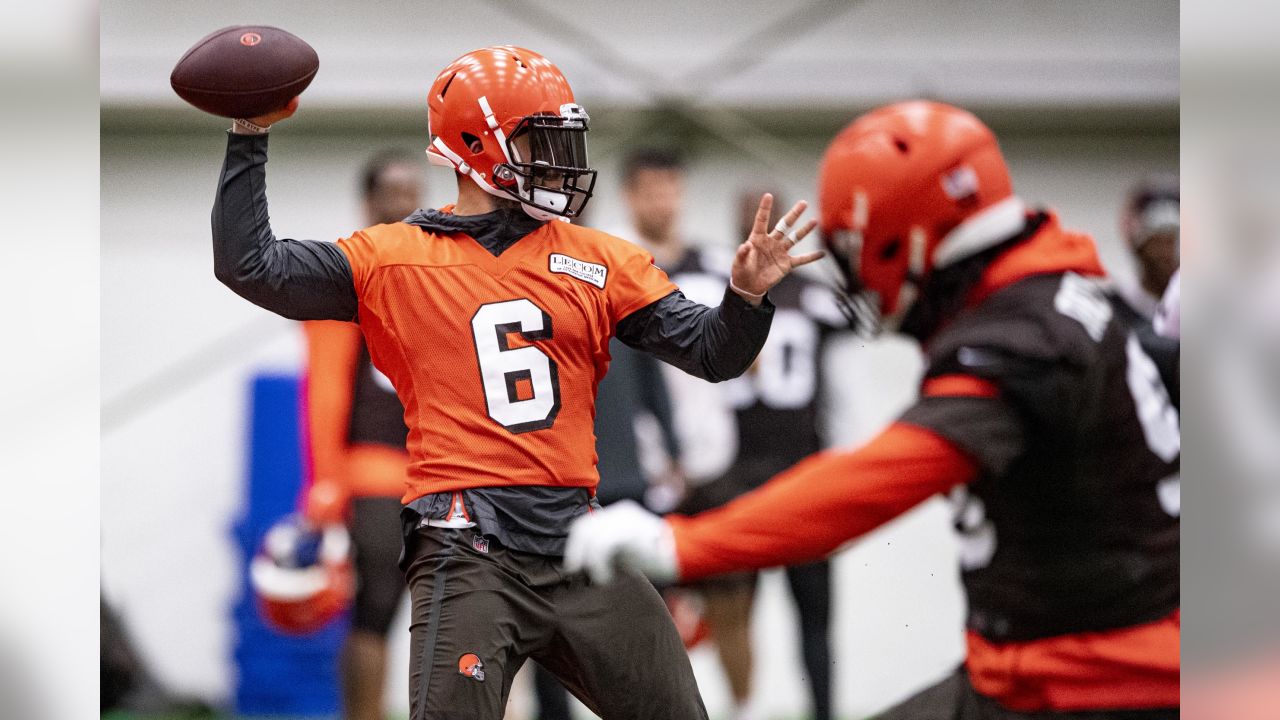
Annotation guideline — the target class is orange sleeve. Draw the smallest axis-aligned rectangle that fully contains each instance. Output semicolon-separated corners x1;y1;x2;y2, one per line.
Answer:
608;249;678;322
301;320;362;488
336;229;377;298
668;421;979;580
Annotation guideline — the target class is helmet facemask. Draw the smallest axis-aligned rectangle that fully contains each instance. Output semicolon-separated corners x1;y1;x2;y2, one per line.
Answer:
496;104;596;221
825;227;885;337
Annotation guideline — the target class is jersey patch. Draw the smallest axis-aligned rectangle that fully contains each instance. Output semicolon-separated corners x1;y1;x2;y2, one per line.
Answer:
1053;272;1112;342
549;253;607;289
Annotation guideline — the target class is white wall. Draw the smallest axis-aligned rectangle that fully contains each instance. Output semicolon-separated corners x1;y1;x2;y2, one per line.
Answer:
101;119;1175;718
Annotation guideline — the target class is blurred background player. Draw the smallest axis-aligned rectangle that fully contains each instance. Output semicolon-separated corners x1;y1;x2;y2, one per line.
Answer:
700;187;848;720
614;148;750;713
300;150;421;720
616;148;740;490
1108;174;1180;401
618;147;845;720
1112;174;1180;329
569;100;1180;720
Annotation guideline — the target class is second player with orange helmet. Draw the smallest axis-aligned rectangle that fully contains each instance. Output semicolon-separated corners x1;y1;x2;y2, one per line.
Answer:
568;101;1180;719
210;46;822;719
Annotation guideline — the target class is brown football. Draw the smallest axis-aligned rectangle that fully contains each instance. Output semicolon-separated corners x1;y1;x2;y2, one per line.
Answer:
170;25;318;119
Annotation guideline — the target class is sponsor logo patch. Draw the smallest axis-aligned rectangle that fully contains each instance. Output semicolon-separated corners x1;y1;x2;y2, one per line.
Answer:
549;253;607;289
458;653;486;681
941;164;979;201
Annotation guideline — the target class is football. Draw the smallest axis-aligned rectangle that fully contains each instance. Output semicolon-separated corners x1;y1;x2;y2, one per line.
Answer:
170;25;318;119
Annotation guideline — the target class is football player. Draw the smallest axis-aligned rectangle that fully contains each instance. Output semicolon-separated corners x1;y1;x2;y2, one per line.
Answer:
618;148;756;717
299;151;419;720
621;152;846;720
211;46;821;719
567;101;1180;720
1110;175;1180;402
1113;175;1179;329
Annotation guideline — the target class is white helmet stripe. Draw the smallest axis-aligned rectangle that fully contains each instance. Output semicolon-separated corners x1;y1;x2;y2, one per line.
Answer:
477;95;516;165
933;196;1026;269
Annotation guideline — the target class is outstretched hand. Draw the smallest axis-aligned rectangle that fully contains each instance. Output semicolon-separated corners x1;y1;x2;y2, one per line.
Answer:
729;194;824;305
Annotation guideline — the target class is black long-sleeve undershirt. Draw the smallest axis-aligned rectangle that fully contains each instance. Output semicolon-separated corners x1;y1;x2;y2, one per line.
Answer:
211;132;358;321
211;131;772;383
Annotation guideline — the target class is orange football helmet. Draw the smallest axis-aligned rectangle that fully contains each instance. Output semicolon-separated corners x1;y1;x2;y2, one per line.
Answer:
426;45;595;221
818;101;1024;332
250;516;353;635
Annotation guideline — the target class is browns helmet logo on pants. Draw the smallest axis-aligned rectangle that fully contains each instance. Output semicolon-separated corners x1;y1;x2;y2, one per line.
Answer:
458;653;486;681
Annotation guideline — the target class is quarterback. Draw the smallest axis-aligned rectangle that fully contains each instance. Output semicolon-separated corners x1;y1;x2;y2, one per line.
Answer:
211;46;820;719
568;101;1181;719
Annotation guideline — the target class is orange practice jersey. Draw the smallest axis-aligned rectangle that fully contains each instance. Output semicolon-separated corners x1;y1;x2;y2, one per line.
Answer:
337;217;676;503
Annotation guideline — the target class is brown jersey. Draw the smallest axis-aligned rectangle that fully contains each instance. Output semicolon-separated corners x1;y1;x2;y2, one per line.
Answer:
667;212;1178;711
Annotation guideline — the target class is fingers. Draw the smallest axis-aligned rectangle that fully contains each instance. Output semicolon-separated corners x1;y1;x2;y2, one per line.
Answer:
766;218;818;253
750;193;775;237
789;250;827;268
589;553;615;584
564;514;616;584
248;95;300;126
789;218;818;247
772;200;809;237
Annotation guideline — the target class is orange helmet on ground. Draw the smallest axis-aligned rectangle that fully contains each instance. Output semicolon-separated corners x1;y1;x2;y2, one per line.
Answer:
426;45;595;221
818;101;1023;332
250;516;353;635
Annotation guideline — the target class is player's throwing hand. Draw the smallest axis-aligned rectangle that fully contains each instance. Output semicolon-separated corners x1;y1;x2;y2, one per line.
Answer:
232;96;301;134
729;194;824;305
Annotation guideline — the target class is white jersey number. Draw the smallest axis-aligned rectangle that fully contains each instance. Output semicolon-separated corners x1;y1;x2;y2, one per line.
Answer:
1125;333;1180;463
471;299;561;433
949;486;997;571
1124;333;1181;518
727;310;819;410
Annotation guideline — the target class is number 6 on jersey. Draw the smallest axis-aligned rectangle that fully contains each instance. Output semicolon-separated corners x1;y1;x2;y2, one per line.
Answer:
471;299;562;433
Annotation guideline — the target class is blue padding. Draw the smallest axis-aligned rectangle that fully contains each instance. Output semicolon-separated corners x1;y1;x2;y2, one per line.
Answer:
231;373;347;717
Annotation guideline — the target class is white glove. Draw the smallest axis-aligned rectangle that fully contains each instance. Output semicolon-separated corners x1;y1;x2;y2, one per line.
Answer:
564;500;679;584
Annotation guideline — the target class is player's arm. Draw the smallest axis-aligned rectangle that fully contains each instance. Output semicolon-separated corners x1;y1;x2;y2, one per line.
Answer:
211;105;358;321
668;422;975;578
299;321;362;524
566;374;1024;582
615;194;824;382
616;288;773;382
565;421;977;582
